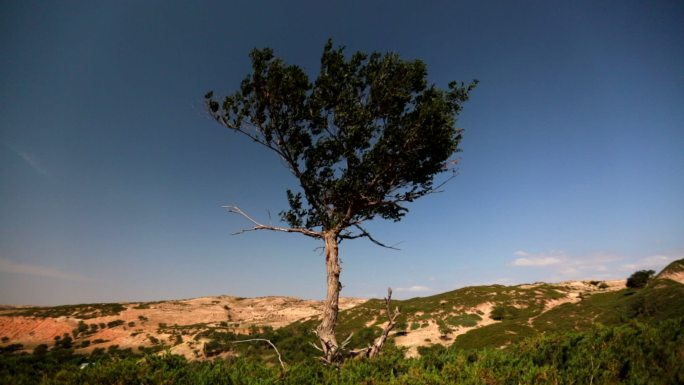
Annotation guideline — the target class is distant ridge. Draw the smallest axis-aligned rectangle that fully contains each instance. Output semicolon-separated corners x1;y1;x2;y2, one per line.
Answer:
655;258;684;284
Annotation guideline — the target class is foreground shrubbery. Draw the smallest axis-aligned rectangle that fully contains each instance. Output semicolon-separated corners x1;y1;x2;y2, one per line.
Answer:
1;318;682;384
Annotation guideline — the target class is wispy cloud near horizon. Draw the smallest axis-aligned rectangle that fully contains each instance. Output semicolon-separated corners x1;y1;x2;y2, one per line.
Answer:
510;250;680;281
395;285;433;293
621;255;677;272
512;250;564;266
512;253;562;267
6;144;47;175
0;257;92;282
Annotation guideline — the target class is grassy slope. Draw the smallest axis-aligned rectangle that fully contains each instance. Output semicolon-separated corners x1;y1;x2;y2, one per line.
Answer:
282;269;684;353
4;317;683;384
455;276;684;350
3;259;683;360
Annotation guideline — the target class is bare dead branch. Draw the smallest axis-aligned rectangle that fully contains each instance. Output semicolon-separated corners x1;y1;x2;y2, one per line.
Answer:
339;332;354;350
308;341;323;352
231;338;286;372
223;205;322;239
339;224;400;250
349;288;401;359
366;287;400;358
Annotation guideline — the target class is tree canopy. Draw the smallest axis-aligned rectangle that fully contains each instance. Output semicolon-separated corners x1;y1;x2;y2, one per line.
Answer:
206;40;477;241
627;269;655;289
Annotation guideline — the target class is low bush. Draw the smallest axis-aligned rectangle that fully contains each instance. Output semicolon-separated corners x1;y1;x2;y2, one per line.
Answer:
627;270;655;289
1;318;682;384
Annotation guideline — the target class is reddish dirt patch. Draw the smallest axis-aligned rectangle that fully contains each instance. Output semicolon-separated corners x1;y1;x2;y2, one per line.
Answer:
0;316;75;346
0;295;367;358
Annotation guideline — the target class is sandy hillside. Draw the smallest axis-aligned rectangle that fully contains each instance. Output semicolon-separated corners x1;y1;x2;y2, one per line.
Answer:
0;296;365;359
0;278;630;359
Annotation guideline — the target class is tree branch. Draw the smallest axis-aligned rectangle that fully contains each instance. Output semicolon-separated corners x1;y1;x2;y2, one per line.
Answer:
366;287;401;358
339;224;400;250
231;338;286;372
223;205;322;239
348;288;401;359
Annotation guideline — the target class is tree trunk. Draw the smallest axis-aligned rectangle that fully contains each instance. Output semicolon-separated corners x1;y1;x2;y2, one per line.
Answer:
317;231;341;363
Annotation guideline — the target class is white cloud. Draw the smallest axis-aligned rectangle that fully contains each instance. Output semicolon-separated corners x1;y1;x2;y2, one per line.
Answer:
509;250;680;281
0;257;91;282
512;256;561;267
395;285;433;293
621;255;676;272
8;145;47;175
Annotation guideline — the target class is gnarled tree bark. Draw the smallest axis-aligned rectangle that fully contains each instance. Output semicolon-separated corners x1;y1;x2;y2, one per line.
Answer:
316;231;342;363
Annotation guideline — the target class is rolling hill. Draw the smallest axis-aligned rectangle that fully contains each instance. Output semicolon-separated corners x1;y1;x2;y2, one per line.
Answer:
1;259;683;362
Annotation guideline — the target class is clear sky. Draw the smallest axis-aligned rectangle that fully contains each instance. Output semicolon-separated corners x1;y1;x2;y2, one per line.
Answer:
1;1;682;305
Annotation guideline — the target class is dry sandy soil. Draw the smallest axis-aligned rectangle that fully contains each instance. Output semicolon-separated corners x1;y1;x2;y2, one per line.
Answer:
0;296;365;359
393;302;499;358
658;270;684;285
0;279;628;359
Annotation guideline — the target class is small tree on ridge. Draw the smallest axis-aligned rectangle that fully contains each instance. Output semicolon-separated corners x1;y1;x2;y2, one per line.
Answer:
205;40;476;363
626;269;655;289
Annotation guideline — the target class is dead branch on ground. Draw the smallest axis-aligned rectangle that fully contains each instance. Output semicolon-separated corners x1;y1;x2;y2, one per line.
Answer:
231;338;286;373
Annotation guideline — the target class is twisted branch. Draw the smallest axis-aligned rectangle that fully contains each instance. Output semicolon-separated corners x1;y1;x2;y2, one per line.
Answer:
339;224;401;250
350;288;401;359
223;205;322;239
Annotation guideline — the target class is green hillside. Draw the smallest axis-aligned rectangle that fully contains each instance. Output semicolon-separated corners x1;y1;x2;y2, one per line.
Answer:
2;260;683;383
143;260;684;361
2;310;683;384
279;260;684;355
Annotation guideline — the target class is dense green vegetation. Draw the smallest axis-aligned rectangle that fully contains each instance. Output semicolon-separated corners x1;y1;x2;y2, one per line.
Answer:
3;303;125;319
296;272;684;352
1;318;682;384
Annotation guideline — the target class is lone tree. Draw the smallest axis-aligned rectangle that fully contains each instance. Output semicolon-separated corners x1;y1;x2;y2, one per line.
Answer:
626;269;655;289
205;40;476;363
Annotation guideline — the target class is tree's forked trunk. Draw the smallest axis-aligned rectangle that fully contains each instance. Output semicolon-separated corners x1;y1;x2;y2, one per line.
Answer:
317;231;341;363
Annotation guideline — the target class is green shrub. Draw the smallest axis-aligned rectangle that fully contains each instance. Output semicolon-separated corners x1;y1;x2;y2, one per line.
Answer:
490;304;519;320
2;319;683;384
106;320;125;328
0;343;23;353
627;269;655;289
33;344;48;355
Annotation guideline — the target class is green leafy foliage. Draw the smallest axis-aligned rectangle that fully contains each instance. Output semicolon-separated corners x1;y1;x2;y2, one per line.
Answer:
206;40;476;233
627;269;655;289
2;303;125;319
489;304;519;321
106;320;125;328
1;319;682;384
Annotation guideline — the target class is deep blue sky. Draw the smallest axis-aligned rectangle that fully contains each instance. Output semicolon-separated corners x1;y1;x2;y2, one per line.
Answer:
1;1;682;305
